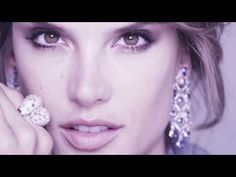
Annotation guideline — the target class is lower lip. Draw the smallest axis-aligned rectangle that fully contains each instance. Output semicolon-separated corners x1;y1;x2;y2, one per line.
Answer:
61;128;120;152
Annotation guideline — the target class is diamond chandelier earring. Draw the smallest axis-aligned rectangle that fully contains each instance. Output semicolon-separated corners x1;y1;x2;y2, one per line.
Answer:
169;67;191;148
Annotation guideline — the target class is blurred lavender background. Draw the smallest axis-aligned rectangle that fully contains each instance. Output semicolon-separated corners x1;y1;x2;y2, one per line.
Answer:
191;22;236;154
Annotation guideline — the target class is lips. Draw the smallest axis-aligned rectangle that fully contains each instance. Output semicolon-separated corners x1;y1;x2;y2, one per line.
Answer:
60;119;123;152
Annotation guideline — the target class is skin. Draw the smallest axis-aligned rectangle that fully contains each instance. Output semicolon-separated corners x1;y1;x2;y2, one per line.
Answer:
0;22;190;154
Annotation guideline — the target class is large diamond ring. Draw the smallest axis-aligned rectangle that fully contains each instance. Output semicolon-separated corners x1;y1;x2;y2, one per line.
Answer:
18;95;51;126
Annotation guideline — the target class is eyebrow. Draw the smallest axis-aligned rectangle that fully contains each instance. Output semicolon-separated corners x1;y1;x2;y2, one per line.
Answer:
116;22;157;31
25;22;158;32
21;22;73;34
106;22;161;36
18;22;161;40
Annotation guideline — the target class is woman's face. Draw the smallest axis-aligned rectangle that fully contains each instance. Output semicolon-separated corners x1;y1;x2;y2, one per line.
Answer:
10;22;181;154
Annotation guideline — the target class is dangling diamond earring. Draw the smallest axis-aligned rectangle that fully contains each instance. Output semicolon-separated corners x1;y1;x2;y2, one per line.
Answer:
6;66;20;90
169;67;191;148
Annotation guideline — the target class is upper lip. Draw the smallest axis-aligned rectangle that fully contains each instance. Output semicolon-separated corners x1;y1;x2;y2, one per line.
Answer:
60;118;124;130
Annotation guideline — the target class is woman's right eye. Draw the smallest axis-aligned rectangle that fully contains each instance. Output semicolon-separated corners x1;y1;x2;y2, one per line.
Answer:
29;30;67;48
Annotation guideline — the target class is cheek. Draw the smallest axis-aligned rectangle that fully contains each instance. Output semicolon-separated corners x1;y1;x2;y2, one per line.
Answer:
17;63;69;127
122;70;174;130
110;44;178;137
14;51;69;113
12;36;69;95
115;52;176;108
17;62;61;95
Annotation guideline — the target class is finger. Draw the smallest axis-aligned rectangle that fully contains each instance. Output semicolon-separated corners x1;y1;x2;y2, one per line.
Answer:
0;86;25;123
0;105;15;138
0;83;51;154
0;84;38;127
0;105;18;153
0;82;24;108
34;126;53;154
0;85;38;142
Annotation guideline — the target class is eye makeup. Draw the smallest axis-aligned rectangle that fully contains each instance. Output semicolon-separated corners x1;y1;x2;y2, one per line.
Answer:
22;23;161;54
25;27;68;50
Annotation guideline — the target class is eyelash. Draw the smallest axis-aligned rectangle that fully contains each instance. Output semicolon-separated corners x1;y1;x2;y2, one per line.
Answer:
26;29;66;49
26;28;155;52
112;31;154;53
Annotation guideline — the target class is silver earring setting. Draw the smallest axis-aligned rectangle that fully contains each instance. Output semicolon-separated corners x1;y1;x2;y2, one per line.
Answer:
169;67;191;148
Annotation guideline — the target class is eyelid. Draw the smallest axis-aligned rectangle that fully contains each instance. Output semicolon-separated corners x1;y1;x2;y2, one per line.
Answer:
115;29;154;42
26;27;68;47
108;28;159;54
35;33;66;46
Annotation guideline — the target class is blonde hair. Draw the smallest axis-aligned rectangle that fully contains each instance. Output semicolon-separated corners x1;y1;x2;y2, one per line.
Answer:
0;22;226;130
173;22;226;129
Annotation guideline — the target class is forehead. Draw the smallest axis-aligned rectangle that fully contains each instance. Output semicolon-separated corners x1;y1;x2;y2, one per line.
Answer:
48;22;139;29
13;22;167;33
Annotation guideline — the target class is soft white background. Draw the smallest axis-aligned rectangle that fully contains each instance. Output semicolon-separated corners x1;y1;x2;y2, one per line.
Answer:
191;22;236;154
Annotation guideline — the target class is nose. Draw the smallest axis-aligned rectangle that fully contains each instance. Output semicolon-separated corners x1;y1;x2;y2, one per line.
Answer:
67;52;111;108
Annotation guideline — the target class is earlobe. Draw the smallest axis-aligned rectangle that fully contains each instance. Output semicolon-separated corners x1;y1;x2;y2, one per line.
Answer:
176;48;192;79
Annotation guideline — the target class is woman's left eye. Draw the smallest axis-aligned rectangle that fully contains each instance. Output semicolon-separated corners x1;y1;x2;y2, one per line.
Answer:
113;31;153;52
118;34;145;46
30;31;66;48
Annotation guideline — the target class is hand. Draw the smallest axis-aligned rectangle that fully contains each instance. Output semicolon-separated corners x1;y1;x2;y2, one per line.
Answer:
0;83;53;154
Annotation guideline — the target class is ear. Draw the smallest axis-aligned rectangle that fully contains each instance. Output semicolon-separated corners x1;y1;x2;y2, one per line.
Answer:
176;47;192;79
3;45;19;89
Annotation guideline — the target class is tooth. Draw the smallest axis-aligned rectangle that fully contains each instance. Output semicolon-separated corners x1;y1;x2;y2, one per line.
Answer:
89;126;102;133
78;125;90;132
73;125;109;133
101;126;108;131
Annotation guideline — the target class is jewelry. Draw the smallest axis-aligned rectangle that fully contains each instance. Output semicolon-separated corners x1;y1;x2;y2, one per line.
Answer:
18;95;50;126
169;67;191;148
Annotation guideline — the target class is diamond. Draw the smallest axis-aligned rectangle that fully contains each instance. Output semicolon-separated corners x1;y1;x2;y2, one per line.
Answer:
18;95;42;115
169;67;191;148
18;95;50;126
29;107;50;126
